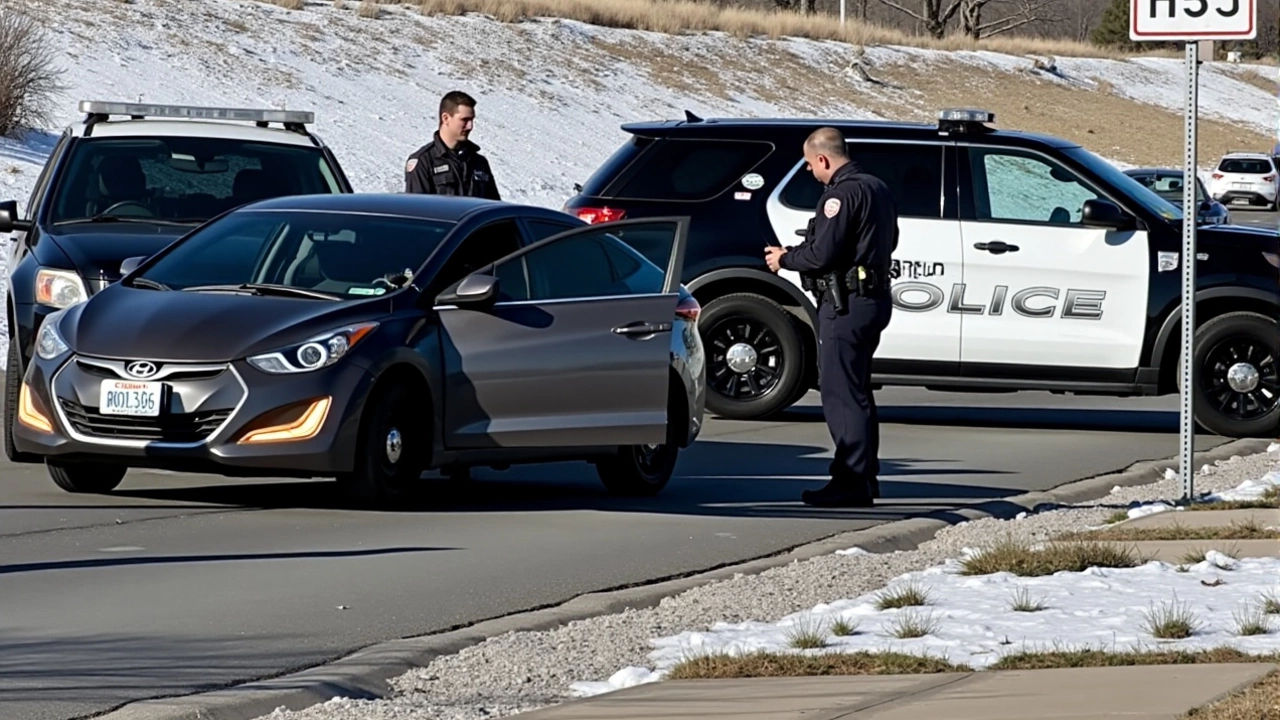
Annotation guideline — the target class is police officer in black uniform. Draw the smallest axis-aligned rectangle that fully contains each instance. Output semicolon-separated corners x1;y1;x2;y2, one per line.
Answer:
404;90;501;200
765;127;898;507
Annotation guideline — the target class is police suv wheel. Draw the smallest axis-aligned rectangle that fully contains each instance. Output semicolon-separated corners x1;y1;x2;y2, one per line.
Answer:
699;293;806;420
47;460;127;494
1181;311;1280;438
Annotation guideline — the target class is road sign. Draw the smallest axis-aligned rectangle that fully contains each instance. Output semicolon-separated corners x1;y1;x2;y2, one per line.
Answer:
1130;0;1257;40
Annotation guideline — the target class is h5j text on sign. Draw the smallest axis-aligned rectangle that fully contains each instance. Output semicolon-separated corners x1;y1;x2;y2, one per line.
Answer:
1131;0;1256;40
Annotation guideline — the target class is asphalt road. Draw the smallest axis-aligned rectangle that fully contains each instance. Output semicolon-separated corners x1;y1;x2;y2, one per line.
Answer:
0;380;1240;720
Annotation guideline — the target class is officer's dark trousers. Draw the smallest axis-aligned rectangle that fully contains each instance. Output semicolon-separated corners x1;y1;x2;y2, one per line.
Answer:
818;292;893;487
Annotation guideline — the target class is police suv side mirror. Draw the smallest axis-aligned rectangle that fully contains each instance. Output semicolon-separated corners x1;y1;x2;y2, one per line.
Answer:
1081;199;1133;231
0;200;30;234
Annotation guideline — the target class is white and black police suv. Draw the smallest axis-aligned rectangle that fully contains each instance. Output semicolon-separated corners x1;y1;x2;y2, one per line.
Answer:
563;109;1280;439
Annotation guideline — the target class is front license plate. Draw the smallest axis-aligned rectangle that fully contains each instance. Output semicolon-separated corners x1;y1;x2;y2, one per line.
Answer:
99;380;162;417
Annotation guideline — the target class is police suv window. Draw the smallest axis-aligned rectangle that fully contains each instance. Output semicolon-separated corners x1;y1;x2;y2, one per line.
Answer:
779;142;944;219
965;147;1103;226
609;139;772;201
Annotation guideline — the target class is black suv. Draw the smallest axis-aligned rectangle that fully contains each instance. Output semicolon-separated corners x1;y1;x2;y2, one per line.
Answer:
564;109;1280;439
1;101;353;462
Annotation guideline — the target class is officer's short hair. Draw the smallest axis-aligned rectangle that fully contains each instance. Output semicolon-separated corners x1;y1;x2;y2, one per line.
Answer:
439;90;476;118
805;127;848;159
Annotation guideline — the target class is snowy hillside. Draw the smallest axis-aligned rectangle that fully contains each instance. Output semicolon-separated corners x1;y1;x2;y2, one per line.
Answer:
0;0;1274;356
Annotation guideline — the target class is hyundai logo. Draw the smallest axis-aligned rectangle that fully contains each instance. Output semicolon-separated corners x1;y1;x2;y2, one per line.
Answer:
126;361;159;379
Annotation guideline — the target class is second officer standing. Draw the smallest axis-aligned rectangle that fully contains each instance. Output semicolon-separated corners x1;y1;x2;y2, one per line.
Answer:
404;90;502;200
765;127;898;508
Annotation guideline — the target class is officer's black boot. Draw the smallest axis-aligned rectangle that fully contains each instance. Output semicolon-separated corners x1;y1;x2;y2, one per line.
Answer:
802;477;874;508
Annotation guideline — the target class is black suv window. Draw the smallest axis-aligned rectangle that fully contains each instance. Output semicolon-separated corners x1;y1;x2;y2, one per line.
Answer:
779;142;944;219
47;136;343;225
609;139;771;201
493;229;667;302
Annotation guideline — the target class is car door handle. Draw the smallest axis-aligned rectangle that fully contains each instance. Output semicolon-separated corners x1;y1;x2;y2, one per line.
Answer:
612;321;671;336
974;241;1019;254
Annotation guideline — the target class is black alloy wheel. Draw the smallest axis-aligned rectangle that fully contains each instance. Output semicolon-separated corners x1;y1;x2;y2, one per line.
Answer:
699;294;805;419
1187;312;1280;438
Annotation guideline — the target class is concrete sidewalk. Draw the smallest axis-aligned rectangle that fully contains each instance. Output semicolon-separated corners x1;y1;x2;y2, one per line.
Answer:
514;664;1277;719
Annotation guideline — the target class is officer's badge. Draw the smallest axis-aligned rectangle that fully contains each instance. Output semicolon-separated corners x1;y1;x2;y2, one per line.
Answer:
823;198;841;217
405;158;418;172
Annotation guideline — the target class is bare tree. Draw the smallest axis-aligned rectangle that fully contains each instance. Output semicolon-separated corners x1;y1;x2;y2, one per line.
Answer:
0;4;65;137
874;0;965;37
960;0;1062;38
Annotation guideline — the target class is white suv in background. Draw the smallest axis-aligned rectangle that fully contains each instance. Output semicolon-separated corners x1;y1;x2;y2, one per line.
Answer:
1207;152;1278;210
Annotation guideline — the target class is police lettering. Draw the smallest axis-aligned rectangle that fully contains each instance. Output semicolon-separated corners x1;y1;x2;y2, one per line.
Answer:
1148;0;1237;17
891;282;1106;319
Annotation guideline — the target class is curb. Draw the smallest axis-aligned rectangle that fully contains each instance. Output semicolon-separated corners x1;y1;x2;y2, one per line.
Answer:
95;436;1276;720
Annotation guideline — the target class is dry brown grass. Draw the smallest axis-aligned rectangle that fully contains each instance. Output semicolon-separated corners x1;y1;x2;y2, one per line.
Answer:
262;0;303;9
327;0;1176;59
1220;66;1278;94
992;647;1280;670
1184;669;1280;719
666;650;967;679
1189;488;1280;511
959;536;1150;577
1065;519;1280;542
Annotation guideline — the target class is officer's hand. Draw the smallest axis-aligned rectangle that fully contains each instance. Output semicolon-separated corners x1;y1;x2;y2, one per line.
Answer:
764;246;787;273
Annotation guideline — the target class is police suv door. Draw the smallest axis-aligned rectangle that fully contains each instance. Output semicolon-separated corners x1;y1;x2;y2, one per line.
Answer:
954;144;1148;376
765;139;963;371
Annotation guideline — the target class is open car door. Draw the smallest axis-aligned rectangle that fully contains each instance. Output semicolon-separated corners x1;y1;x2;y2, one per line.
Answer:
434;217;689;450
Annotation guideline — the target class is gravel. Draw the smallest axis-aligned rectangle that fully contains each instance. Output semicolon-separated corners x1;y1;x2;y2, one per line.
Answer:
257;447;1280;720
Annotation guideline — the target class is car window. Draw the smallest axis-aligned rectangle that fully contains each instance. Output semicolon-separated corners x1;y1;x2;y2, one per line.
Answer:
780;142;944;219
436;219;523;289
131;209;454;299
1128;173;1207;204
524;218;582;243
46;136;344;225
491;228;669;302
609;139;772;201
966;147;1105;226
1218;158;1274;174
26;133;70;219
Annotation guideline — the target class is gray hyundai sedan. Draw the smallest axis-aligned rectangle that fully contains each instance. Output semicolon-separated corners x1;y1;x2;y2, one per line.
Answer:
13;194;706;506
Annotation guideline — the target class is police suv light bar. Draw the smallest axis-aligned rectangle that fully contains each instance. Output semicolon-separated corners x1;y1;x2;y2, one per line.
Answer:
78;100;315;125
938;108;995;123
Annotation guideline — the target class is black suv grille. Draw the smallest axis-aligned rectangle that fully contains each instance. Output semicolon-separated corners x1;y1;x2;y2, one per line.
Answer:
59;399;232;443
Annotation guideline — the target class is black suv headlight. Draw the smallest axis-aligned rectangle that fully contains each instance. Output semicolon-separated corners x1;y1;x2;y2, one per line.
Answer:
246;322;378;374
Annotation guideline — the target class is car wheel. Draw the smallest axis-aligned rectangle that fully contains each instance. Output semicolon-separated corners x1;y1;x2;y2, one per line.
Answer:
338;380;427;507
699;293;806;420
1178;311;1280;438
47;460;127;494
596;440;678;497
4;340;40;464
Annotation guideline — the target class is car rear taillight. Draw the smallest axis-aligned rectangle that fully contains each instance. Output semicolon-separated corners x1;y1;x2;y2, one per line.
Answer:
675;294;700;321
1212;173;1224;180
574;207;626;224
1264;175;1276;182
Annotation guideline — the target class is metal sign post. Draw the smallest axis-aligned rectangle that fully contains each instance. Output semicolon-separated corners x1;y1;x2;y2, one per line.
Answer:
1130;0;1255;501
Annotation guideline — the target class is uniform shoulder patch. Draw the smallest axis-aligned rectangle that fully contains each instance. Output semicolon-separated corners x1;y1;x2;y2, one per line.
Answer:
823;197;841;218
405;158;418;173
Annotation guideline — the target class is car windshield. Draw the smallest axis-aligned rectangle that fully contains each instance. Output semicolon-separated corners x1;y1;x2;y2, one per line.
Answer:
1061;147;1183;221
128;209;455;299
1126;172;1207;205
47;136;344;226
1219;158;1272;174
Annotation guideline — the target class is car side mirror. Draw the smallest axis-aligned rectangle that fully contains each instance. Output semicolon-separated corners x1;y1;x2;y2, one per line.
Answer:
0;200;30;234
1199;200;1211;213
1081;198;1134;230
119;256;147;276
436;273;499;308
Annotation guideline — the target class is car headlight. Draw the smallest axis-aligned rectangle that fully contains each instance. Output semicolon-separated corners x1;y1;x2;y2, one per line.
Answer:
35;268;88;308
36;312;69;360
247;322;378;374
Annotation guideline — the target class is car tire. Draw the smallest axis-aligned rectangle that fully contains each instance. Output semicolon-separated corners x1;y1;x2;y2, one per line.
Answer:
4;340;40;464
47;460;127;494
338;379;427;507
699;293;807;420
596;439;678;497
1177;311;1280;438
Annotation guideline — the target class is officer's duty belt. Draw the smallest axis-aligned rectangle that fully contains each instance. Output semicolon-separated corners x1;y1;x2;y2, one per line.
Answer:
803;266;888;296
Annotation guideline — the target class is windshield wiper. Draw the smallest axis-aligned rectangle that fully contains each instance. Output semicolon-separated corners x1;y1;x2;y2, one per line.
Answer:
182;283;341;301
128;277;170;291
54;216;197;228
